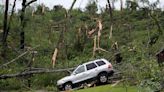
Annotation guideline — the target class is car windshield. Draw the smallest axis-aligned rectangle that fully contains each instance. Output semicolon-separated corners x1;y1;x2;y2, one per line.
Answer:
72;65;85;75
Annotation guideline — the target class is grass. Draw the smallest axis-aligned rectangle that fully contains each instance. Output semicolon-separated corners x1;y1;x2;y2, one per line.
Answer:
75;84;143;92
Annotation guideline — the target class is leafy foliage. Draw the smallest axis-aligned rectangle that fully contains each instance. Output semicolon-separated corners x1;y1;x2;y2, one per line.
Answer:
0;0;164;91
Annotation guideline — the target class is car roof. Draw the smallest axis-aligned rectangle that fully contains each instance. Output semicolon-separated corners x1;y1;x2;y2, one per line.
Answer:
82;58;107;65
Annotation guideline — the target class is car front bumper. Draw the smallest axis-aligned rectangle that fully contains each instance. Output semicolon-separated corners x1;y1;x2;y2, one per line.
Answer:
57;84;63;91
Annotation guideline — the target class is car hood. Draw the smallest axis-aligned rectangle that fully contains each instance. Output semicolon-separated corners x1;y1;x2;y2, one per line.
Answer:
57;75;72;85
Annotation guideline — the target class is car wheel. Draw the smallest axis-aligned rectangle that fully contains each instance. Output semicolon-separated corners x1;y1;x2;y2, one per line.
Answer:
64;82;72;91
98;73;108;84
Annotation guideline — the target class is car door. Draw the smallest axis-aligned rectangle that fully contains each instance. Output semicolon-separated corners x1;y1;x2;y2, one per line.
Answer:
72;65;87;83
85;62;98;80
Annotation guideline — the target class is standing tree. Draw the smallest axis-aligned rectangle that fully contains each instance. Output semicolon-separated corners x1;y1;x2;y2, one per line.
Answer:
120;0;123;11
107;0;114;46
19;0;37;49
1;0;9;59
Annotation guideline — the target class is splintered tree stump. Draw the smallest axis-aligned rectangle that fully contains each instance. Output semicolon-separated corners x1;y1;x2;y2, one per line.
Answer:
52;48;58;68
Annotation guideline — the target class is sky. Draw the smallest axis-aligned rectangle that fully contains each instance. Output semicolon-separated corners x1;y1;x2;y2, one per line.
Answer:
0;0;164;11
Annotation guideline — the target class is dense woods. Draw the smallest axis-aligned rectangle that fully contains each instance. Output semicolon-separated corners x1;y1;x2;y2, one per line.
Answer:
0;0;164;91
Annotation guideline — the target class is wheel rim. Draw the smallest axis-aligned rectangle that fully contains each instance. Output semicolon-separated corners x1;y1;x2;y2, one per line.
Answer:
100;75;107;83
65;84;72;90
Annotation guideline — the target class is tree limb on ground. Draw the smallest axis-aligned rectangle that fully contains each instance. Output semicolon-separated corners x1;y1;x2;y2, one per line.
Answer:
0;67;74;79
0;45;40;68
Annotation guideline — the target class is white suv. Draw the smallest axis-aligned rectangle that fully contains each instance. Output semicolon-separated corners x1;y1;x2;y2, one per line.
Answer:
57;58;114;91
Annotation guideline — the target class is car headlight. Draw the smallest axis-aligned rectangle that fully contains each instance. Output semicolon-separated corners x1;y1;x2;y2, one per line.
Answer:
57;80;65;85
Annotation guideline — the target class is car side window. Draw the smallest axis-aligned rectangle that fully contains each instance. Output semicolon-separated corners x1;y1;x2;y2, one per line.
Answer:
74;65;85;74
86;63;97;70
96;61;106;66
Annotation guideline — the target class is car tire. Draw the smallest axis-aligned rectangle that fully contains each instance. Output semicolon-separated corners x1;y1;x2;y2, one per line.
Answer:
98;73;108;84
64;82;72;91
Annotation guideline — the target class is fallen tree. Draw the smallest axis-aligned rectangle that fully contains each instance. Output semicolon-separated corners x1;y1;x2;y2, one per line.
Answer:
0;67;74;79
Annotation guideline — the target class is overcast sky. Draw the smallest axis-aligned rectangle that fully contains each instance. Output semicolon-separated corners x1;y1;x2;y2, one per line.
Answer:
1;0;164;11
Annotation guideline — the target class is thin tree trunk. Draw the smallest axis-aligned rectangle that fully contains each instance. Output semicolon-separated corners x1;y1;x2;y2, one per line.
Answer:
1;0;9;59
68;0;77;13
20;0;37;49
51;27;64;68
7;0;17;35
20;0;26;49
120;0;123;11
92;36;97;57
107;0;114;45
107;0;113;22
1;0;17;59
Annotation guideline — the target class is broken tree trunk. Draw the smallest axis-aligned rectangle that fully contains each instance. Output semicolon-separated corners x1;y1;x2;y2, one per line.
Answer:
109;25;113;39
92;36;109;57
97;19;102;49
92;35;97;57
51;48;58;68
51;25;65;67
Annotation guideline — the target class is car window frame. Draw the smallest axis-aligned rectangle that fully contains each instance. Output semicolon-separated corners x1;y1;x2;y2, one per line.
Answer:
95;60;106;66
86;62;97;70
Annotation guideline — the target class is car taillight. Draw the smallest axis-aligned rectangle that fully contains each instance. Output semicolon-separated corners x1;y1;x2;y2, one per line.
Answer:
108;64;112;69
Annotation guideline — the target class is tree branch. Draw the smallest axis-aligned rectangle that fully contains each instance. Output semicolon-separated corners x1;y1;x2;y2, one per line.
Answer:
25;0;37;7
68;0;77;13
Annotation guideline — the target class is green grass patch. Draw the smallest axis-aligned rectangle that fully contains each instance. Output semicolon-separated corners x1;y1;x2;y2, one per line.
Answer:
75;84;143;92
